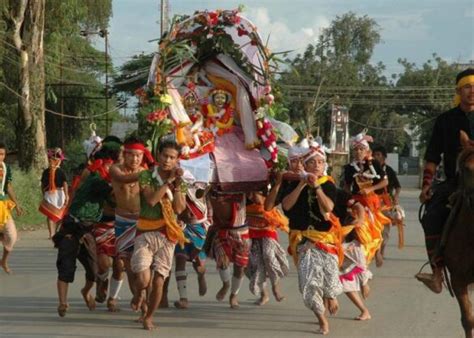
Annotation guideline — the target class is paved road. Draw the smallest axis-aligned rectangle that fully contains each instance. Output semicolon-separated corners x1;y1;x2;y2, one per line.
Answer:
0;187;463;337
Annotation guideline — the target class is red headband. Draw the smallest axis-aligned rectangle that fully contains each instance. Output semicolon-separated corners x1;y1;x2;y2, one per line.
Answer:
124;143;155;166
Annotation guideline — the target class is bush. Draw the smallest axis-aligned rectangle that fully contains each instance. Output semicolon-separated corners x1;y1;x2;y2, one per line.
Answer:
9;167;44;230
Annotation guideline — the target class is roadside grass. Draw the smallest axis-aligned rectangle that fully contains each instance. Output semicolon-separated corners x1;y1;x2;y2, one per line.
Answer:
10;167;45;231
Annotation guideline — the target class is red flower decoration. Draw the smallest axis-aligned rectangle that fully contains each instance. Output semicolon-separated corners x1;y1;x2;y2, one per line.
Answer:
146;109;168;123
207;12;219;26
237;27;248;36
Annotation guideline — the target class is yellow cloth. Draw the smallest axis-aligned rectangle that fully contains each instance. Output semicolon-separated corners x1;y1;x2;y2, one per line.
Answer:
137;199;188;249
160;198;188;248
289;214;344;267
0;199;15;230
246;203;289;233
454;75;474;106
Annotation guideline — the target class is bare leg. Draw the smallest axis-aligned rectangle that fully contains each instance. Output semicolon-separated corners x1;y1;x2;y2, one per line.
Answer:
47;219;57;240
314;311;329;335
216;267;230;301
131;268;151;311
345;291;371;320
326;297;339;315
108;256;125;311
1;247;12;274
375;249;384;267
192;258;207;296
143;273;165;330
159;275;170;308
361;282;370;299
95;254;111;303
57;279;69;317
272;281;286;302
174;256;189;309
229;265;244;309
255;283;270;306
81;278;96;311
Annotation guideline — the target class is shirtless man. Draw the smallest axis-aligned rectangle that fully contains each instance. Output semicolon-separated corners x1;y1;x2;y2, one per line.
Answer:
107;136;151;311
209;191;249;309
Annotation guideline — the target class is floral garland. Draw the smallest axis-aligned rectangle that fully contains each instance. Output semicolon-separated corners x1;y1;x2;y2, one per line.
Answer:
351;158;380;179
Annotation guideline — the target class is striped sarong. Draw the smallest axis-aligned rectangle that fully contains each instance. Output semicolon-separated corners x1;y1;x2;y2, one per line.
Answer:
115;213;138;257
175;223;207;261
93;216;116;257
38;189;66;223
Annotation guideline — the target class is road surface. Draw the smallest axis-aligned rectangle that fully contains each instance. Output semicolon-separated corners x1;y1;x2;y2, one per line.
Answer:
0;182;463;337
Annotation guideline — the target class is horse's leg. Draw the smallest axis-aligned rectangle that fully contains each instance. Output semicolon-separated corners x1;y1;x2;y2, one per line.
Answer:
452;278;474;338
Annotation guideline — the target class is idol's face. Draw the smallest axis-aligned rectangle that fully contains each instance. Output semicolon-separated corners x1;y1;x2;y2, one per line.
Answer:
213;92;228;108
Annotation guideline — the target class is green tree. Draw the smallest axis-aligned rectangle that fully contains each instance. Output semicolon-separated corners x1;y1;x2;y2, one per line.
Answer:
0;0;114;170
278;12;408;152
393;54;458;151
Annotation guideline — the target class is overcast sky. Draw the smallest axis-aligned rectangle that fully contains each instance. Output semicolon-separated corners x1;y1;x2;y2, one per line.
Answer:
107;0;474;75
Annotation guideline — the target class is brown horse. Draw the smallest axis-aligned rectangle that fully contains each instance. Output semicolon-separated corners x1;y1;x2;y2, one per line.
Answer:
444;130;474;338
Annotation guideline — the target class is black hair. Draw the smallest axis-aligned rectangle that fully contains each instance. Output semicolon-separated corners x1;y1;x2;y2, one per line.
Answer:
456;68;474;84
372;145;387;158
102;135;123;145
94;143;121;161
0;142;6;151
158;139;181;154
124;135;145;146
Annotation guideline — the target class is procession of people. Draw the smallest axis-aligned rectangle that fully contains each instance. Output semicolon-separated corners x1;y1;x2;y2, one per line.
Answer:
0;6;472;336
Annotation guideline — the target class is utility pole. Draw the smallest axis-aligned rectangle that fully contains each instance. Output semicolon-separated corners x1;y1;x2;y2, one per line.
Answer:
160;0;169;37
104;29;109;135
80;29;110;135
59;49;65;150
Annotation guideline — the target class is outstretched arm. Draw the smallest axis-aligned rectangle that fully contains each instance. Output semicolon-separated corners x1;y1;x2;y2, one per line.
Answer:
110;164;141;184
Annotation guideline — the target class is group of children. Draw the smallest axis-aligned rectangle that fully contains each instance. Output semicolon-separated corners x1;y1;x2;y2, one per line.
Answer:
0;129;402;334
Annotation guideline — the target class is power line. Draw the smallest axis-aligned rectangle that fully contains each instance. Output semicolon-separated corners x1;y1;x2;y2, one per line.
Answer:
0;80;125;120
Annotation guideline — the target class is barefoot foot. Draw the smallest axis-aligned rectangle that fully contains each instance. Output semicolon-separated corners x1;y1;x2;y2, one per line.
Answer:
229;293;240;309
254;294;269;306
327;298;339;315
355;309;372;321
174;299;189;309
216;282;230;302
95;278;108;303
1;259;11;274
143;316;157;331
57;303;69;317
81;288;96;311
415;272;443;294
107;297;120;312
130;293;143;312
272;285;286;302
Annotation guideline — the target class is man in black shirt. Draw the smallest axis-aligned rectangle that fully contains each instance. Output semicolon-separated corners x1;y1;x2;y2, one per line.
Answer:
416;68;474;293
372;146;401;266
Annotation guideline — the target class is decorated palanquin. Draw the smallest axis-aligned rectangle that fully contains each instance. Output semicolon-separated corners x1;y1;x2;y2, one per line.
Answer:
139;8;282;192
